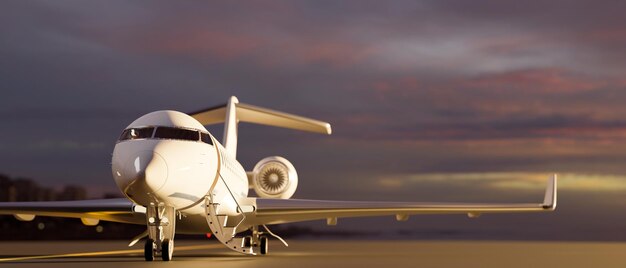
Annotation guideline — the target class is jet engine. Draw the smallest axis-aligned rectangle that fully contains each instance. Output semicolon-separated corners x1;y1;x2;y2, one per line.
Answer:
250;156;298;199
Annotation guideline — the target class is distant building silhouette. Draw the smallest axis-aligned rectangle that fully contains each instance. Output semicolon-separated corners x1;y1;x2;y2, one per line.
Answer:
0;173;149;240
58;185;87;201
102;192;124;199
12;178;41;201
0;174;88;202
0;174;11;201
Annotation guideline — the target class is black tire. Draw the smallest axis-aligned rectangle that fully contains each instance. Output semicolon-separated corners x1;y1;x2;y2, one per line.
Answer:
259;235;268;255
144;239;154;261
162;239;174;261
242;236;253;248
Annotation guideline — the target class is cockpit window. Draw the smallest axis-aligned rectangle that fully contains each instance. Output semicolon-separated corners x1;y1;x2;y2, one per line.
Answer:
119;127;154;141
201;133;213;145
154;127;200;141
118;126;213;144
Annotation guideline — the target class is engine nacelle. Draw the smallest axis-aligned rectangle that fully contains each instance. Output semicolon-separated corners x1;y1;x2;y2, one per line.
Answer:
250;156;298;199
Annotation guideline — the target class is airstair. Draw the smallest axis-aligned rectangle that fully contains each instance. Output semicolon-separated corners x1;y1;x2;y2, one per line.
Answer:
204;175;257;255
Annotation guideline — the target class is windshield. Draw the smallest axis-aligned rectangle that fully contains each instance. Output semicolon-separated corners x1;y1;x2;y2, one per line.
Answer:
118;126;212;145
119;127;154;141
154;126;200;141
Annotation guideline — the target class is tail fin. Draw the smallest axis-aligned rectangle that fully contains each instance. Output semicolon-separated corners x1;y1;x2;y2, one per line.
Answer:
189;96;332;157
223;96;239;155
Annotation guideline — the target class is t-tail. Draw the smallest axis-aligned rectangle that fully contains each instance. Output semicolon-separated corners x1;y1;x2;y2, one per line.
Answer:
189;96;332;157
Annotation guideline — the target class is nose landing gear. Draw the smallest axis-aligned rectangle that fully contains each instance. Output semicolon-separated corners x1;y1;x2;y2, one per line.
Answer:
144;203;176;261
144;238;155;261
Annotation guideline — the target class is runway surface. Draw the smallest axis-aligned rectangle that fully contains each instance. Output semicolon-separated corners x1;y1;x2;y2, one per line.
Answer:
1;240;625;268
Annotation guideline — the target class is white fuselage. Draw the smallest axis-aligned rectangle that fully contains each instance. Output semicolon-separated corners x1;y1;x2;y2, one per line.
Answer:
110;110;249;233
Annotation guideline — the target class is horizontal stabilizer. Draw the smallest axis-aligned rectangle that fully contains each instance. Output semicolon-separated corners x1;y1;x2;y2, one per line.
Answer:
189;99;332;135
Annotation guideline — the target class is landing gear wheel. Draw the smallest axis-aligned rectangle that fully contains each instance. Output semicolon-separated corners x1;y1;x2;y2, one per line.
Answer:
242;236;252;248
259;235;268;255
162;239;174;261
144;239;154;261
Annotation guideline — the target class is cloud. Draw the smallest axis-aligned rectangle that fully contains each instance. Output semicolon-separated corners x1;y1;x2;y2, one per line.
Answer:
375;172;626;192
463;68;606;93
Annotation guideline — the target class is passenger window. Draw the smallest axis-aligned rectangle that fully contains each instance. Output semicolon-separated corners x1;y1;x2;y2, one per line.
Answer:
154;127;199;141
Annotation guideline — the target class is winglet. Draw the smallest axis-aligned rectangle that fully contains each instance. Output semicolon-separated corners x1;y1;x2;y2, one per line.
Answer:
542;174;557;210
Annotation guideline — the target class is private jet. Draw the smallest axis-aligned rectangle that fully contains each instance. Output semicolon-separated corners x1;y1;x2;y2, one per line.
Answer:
0;96;557;261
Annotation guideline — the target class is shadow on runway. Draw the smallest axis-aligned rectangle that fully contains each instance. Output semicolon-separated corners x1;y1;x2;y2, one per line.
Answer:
0;243;256;264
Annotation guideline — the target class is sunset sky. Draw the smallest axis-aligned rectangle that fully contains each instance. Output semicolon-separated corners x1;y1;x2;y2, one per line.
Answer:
1;1;626;240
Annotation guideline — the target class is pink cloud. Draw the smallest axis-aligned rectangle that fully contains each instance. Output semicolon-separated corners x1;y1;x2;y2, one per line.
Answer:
463;68;606;93
105;29;266;61
293;41;376;67
584;29;626;43
154;30;264;60
475;34;548;55
102;26;377;68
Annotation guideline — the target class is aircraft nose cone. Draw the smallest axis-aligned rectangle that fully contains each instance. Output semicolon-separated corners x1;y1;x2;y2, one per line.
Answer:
128;150;168;193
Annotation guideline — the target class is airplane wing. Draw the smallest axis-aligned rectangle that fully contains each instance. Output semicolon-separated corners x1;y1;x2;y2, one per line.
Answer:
0;198;144;225
251;176;557;225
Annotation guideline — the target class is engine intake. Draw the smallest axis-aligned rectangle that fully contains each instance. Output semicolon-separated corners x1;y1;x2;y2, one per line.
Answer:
251;156;298;199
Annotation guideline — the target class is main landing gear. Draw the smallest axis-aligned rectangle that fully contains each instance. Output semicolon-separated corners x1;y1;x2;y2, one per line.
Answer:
144;203;176;261
241;226;270;255
259;235;269;255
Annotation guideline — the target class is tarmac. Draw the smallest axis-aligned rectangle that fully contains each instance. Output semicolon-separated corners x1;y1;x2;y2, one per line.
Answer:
1;240;625;268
